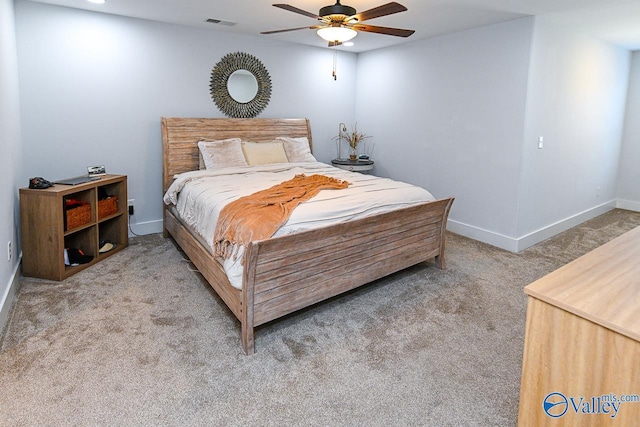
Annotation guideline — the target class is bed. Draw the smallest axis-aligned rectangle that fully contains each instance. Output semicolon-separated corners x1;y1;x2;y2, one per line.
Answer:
162;117;454;354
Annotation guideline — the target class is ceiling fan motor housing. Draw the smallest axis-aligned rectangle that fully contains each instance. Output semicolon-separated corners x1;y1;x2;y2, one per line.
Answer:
319;2;356;19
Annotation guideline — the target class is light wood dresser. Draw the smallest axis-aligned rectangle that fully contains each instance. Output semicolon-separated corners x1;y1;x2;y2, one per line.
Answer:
518;225;640;425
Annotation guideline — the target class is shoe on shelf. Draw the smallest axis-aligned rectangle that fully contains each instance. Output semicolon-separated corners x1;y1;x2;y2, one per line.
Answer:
64;247;93;266
99;240;116;253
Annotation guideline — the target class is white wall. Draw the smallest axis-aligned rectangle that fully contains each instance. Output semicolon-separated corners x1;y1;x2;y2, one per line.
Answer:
617;51;640;211
355;18;535;249
356;17;632;251
517;17;630;248
15;0;357;235
0;0;23;332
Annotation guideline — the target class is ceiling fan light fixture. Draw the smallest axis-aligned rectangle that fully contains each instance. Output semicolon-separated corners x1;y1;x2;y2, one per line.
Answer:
317;26;357;43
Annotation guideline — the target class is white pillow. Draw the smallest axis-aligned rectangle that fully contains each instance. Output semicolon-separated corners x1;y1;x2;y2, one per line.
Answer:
198;138;247;170
241;141;289;165
276;136;316;163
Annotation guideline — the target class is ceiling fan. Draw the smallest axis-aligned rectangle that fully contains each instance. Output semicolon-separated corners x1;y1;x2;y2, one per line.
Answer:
261;1;415;46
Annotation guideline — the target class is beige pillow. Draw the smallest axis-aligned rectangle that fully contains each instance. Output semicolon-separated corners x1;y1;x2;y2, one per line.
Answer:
241;141;289;165
198;138;247;170
277;137;316;163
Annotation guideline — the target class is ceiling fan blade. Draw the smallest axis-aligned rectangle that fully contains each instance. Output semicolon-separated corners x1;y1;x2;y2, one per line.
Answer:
352;24;414;37
261;25;323;35
273;4;321;20
349;2;407;23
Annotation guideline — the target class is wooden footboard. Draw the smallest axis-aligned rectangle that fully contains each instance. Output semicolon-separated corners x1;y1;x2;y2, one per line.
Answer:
242;197;453;354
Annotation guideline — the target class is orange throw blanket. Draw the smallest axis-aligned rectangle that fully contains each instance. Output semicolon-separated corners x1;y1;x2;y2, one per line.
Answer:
214;174;349;261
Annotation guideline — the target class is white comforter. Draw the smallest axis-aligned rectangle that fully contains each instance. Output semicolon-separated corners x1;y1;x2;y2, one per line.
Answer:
163;162;435;289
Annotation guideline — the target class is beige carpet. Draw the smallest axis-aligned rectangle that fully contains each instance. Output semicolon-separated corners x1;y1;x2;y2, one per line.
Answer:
2;209;639;426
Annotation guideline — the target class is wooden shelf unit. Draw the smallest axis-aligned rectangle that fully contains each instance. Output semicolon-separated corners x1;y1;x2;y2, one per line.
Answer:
20;174;128;281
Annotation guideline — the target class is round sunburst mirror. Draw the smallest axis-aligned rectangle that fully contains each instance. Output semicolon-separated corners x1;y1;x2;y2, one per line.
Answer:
210;52;272;118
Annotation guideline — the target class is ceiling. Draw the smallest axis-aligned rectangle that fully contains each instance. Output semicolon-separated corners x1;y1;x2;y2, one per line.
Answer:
27;0;640;52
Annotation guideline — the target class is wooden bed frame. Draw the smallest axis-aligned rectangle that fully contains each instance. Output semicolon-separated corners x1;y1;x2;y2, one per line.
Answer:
162;117;454;354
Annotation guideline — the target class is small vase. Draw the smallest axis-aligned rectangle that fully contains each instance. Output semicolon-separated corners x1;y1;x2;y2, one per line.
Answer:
349;147;357;160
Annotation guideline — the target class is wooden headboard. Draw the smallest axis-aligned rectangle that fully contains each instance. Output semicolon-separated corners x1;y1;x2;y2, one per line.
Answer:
161;117;312;193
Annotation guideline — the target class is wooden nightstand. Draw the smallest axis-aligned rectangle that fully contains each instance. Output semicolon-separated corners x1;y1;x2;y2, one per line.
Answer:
19;174;128;280
331;159;374;173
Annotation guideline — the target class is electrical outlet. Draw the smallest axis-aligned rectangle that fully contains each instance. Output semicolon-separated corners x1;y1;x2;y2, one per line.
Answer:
7;241;11;262
128;199;134;216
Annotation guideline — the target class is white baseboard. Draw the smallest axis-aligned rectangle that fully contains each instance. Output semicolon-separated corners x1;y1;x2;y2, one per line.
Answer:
447;200;617;253
515;201;616;252
128;218;163;237
0;255;21;337
616;199;640;212
447;220;520;252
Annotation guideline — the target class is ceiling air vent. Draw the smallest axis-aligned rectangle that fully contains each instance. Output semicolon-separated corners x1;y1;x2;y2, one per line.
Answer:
205;18;236;26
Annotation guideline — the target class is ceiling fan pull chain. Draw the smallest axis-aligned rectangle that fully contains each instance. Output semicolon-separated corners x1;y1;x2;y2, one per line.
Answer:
333;47;338;80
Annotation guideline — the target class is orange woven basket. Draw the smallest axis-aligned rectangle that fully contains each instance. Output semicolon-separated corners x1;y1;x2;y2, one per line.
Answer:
98;197;118;219
65;203;91;230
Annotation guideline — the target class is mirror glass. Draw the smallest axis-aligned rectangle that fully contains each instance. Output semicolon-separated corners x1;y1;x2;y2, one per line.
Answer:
227;70;258;103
